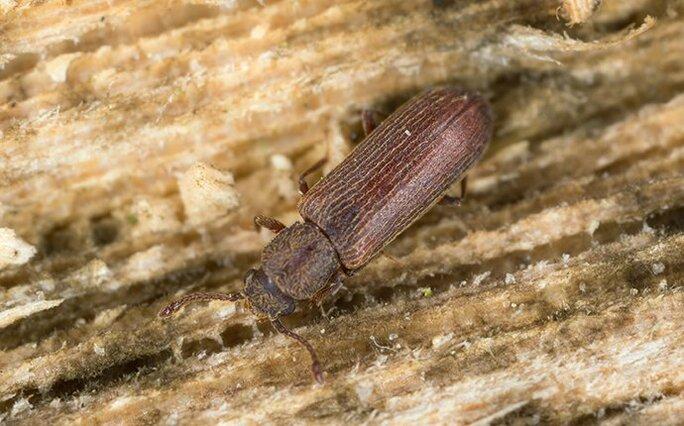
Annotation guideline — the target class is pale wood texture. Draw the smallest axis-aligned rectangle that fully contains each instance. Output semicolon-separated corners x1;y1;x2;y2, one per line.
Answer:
0;0;682;424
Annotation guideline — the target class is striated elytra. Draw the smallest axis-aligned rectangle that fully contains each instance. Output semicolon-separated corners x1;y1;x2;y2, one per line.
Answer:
160;87;493;384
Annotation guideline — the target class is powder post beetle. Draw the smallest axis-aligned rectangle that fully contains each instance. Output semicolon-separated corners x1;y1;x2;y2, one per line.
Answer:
160;87;493;383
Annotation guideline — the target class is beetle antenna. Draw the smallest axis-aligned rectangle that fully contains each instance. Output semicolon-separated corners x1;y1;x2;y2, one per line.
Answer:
271;318;324;384
159;292;243;317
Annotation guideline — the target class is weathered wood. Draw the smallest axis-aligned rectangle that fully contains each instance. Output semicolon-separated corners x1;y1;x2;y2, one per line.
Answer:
0;0;682;424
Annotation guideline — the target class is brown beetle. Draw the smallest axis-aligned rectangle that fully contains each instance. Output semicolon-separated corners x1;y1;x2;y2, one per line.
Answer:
159;87;493;383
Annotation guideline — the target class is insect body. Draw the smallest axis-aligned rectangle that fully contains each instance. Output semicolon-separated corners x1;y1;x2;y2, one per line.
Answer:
160;87;493;383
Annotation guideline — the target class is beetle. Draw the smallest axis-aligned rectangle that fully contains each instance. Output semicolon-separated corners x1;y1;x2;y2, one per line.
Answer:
159;87;493;383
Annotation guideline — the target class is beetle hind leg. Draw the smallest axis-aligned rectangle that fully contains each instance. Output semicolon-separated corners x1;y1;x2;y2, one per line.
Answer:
381;251;402;264
438;176;468;206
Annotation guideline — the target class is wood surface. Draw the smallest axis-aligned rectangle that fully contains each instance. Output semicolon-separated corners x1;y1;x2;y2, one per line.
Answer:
0;0;682;424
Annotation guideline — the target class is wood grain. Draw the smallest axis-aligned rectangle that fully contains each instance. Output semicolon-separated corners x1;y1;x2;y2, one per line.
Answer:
0;0;682;424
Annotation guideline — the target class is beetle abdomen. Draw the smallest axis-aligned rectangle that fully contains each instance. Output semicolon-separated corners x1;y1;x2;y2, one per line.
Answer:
299;88;492;270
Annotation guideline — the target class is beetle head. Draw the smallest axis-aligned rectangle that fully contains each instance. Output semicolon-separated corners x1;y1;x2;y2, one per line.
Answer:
243;267;296;319
243;267;323;383
158;236;323;383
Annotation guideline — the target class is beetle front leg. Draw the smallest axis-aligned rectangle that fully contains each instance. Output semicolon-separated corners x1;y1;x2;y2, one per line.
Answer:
438;176;468;206
314;278;345;320
254;215;287;233
311;273;344;308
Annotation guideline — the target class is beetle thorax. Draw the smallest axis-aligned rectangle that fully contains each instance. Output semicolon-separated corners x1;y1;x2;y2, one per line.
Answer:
262;222;340;302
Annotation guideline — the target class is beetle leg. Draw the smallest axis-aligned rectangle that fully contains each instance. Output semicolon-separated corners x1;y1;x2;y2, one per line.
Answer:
271;318;324;384
438;194;462;206
299;157;327;195
381;251;402;264
311;274;344;307
460;175;468;198
438;176;468;206
323;280;345;318
254;215;286;233
361;109;386;136
158;292;243;317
